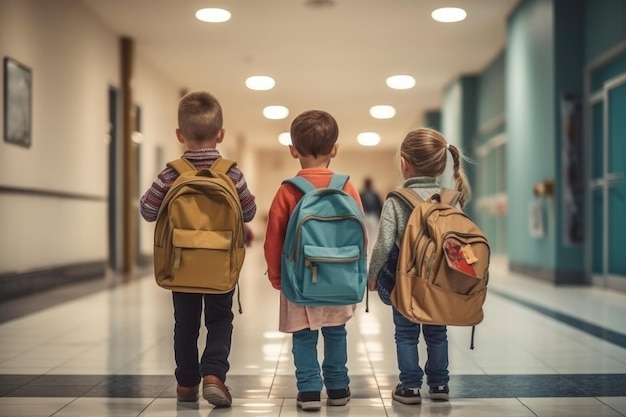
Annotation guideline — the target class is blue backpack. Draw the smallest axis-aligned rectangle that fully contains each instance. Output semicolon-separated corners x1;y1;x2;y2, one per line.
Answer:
280;174;367;306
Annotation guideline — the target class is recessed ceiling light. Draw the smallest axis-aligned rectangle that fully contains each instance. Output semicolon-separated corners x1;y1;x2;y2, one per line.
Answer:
245;76;275;91
431;7;467;23
357;132;381;147
386;75;416;90
195;8;231;23
278;132;292;146
370;105;396;119
263;105;289;120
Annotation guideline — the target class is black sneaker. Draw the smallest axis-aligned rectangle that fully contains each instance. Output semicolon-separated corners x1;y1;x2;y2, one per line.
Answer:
429;384;449;401
392;383;421;405
327;387;351;406
297;391;321;411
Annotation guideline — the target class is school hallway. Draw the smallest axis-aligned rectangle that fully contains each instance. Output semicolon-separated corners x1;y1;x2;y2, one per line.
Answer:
0;245;624;417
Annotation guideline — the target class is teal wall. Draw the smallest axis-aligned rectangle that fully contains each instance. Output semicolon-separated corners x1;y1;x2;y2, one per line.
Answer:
505;0;588;281
477;53;506;131
506;0;556;270
439;0;626;284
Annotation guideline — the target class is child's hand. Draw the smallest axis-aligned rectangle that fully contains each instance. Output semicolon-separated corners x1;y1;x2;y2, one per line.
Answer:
368;279;377;291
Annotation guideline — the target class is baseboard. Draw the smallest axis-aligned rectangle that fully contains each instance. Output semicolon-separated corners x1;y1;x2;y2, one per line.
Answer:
0;261;107;302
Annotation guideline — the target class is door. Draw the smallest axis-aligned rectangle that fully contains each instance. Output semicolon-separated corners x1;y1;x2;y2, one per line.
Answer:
588;71;626;286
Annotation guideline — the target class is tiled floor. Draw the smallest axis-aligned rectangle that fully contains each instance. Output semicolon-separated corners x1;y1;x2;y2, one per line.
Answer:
0;246;625;416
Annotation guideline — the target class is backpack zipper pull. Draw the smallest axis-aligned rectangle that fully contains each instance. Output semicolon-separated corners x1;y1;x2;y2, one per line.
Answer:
173;247;182;269
305;260;318;283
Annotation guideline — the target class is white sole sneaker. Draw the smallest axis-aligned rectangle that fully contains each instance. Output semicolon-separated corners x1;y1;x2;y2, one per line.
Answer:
297;400;322;411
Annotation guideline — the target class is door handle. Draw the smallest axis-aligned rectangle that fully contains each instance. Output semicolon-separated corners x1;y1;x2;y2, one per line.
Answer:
606;172;624;184
589;173;624;188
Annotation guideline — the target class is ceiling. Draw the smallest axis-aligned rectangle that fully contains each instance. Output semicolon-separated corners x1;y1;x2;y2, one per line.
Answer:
80;0;519;150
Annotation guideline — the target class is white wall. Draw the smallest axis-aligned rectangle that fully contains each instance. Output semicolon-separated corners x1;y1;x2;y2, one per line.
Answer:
0;0;181;273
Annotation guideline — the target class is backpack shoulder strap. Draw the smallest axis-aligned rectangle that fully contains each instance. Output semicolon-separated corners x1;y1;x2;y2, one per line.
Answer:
167;158;197;174
210;157;236;174
440;188;461;207
282;176;315;194
328;173;349;190
387;188;424;210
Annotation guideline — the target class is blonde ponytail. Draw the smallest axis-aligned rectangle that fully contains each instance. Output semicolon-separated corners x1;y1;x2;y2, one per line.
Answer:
447;144;471;208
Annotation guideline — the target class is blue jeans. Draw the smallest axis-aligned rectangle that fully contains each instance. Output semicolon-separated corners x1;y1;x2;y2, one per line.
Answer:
172;290;234;386
292;324;350;392
392;307;449;389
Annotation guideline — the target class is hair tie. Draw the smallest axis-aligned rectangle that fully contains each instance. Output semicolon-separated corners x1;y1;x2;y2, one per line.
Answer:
446;143;450;150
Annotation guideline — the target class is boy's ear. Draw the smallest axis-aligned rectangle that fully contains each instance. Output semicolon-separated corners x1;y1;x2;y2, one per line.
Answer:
329;144;338;158
289;145;299;159
400;156;408;174
175;128;185;144
216;128;225;143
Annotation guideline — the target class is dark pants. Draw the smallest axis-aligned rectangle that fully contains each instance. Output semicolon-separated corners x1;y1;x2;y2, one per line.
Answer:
172;290;234;387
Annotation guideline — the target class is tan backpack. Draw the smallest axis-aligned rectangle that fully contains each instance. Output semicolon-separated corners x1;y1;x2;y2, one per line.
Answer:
153;157;245;294
390;188;490;331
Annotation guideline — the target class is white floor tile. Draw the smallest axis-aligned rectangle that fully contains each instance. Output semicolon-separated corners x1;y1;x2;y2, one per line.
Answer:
0;398;74;417
51;397;154;417
519;397;623;417
598;397;626;415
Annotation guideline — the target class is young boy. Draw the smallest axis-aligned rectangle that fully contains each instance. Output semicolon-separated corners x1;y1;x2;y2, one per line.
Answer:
263;110;364;411
139;91;256;407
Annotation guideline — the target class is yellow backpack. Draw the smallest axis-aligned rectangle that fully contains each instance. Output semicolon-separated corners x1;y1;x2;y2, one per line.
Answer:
153;157;245;294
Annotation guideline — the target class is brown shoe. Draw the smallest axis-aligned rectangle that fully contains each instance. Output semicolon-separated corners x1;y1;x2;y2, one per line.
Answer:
202;375;232;407
176;384;199;402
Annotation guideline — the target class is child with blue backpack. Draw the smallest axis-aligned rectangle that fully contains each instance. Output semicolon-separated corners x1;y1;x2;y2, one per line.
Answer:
263;110;366;411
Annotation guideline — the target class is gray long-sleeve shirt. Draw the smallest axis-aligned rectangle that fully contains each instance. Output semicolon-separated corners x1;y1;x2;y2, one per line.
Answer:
367;176;443;282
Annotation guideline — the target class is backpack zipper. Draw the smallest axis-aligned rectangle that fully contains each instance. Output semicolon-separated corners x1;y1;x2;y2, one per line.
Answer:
304;255;360;284
291;214;366;261
442;231;489;245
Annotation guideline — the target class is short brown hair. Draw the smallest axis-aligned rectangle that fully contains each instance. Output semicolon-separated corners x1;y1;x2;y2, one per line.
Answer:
290;110;338;158
178;91;223;142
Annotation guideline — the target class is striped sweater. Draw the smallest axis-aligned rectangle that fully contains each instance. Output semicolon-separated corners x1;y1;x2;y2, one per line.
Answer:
139;148;257;223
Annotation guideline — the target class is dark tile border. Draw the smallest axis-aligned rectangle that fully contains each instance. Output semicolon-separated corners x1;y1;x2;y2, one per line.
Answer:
1;374;625;398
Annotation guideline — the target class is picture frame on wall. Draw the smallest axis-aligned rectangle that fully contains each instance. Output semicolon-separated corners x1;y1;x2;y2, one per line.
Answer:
3;56;32;148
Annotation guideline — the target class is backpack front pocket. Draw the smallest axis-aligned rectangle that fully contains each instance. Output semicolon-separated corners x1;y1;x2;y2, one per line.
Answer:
301;245;362;302
171;228;235;292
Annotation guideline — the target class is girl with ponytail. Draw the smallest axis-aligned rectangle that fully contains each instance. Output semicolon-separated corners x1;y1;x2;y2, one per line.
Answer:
368;127;472;404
